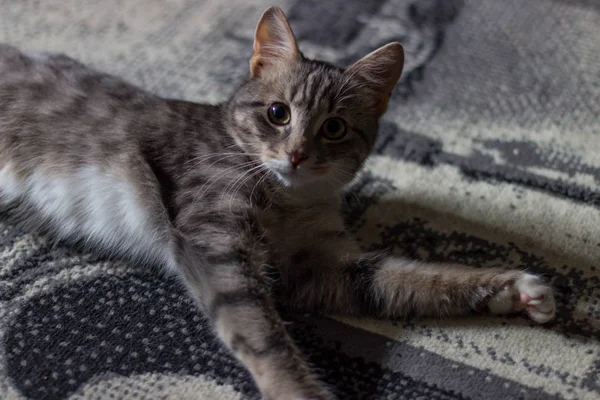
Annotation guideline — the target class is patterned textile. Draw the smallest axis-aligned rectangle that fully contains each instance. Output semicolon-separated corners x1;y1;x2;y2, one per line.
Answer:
1;0;599;399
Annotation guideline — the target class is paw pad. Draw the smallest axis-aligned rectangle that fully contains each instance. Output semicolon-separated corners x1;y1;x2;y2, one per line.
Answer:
489;274;555;324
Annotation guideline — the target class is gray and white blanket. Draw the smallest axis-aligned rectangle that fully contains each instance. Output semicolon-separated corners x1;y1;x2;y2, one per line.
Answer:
1;0;599;399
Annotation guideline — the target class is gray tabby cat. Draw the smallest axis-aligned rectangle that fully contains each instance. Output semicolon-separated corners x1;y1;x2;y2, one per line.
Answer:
0;6;555;400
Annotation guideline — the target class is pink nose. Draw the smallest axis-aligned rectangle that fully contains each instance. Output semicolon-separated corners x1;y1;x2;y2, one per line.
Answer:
289;151;309;168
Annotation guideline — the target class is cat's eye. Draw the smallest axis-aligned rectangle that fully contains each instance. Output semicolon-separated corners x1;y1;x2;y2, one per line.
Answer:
320;118;347;141
267;103;291;125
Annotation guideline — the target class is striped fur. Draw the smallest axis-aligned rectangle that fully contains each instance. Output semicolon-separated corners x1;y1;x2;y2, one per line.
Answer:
0;6;555;399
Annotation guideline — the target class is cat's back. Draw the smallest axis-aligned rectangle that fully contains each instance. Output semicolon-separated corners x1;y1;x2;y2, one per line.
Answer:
0;43;82;74
0;43;159;114
0;44;171;162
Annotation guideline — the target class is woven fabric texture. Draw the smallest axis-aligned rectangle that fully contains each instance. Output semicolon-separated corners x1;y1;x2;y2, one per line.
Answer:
1;0;599;399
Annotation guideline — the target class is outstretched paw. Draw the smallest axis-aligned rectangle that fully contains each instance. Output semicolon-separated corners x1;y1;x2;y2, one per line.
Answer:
488;274;555;324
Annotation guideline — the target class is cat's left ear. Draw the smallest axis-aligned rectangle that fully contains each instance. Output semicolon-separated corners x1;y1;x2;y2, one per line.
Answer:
343;42;405;115
250;6;301;78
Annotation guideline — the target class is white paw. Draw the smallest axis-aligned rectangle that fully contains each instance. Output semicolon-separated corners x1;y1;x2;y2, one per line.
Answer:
488;274;556;324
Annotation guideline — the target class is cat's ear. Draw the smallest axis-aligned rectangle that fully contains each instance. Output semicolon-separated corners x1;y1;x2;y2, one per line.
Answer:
250;6;301;77
343;42;404;115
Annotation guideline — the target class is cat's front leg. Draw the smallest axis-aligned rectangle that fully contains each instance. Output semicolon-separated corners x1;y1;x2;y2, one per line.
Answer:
366;256;556;322
282;237;555;323
173;211;334;400
487;273;555;323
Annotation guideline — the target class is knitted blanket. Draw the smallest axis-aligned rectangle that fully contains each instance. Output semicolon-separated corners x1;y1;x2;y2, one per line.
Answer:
1;0;599;399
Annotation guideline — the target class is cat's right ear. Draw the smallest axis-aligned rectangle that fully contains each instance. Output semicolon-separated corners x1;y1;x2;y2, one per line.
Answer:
250;6;300;78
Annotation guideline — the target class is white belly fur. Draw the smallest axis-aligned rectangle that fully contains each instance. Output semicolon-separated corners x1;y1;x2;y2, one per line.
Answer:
0;163;170;266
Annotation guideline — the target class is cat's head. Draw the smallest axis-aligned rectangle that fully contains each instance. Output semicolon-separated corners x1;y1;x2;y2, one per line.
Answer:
227;7;404;191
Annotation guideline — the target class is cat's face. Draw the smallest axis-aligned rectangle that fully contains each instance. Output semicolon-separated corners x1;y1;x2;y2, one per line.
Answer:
227;7;404;190
229;60;376;188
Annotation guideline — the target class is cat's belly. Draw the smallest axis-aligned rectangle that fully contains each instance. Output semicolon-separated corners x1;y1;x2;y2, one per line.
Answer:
0;162;170;265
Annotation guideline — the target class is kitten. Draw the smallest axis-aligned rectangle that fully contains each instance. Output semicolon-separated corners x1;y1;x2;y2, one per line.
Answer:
0;6;555;400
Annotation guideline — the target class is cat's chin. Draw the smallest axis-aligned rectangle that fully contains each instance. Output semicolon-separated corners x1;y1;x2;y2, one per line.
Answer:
267;161;311;187
272;170;312;187
272;171;342;194
266;160;344;192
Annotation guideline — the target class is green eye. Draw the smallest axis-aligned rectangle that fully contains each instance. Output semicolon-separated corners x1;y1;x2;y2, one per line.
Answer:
267;103;291;125
321;118;347;141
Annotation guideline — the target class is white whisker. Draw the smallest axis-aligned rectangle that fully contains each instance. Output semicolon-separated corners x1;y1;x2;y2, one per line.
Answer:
225;164;268;213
